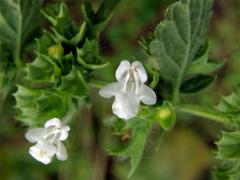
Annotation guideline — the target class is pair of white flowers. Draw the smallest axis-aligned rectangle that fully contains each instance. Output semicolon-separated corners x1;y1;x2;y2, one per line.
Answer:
26;60;156;164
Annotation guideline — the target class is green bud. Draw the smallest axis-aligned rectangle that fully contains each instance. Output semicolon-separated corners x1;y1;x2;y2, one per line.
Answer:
48;44;64;60
154;101;176;131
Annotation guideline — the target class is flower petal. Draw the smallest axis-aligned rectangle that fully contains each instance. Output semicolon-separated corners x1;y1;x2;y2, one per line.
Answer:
99;82;120;98
59;125;70;141
56;141;68;161
25;128;45;143
112;92;140;120
115;60;130;81
132;61;147;83
44;117;61;128
29;140;56;164
140;84;157;105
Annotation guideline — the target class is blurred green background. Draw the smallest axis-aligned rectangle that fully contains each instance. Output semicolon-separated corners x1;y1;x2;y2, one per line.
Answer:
0;0;240;179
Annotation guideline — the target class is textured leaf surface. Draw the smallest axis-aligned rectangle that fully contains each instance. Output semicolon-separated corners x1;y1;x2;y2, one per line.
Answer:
0;0;42;95
215;92;240;124
109;125;150;177
58;67;88;98
14;85;69;126
0;0;42;50
216;131;240;159
77;39;109;69
149;0;213;102
108;109;158;177
26;54;61;83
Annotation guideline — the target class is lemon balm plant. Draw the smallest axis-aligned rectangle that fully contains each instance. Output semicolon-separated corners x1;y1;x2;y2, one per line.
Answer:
0;0;239;179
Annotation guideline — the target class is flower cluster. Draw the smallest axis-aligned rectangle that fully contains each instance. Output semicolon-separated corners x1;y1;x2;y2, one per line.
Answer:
25;60;155;164
99;60;156;119
25;118;70;164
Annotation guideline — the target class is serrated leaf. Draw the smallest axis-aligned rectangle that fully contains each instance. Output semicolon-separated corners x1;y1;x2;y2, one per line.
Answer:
180;74;214;93
58;67;88;98
82;0;120;38
35;91;69;120
214;93;240;126
216;131;240;159
149;0;213;102
108;111;157;177
36;32;55;55
77;39;109;70
43;3;86;45
26;54;61;83
109;125;150;177
187;47;224;75
212;161;240;180
14;85;70;126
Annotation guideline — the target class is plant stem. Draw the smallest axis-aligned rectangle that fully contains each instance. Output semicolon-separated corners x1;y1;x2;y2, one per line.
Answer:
89;79;111;89
175;104;233;126
15;2;23;69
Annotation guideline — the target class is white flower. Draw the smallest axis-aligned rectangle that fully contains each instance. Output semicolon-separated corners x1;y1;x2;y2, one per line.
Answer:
29;140;56;165
25;117;70;164
99;60;157;120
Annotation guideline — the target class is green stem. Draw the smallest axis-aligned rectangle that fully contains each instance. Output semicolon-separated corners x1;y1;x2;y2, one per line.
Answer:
89;79;111;89
175;104;233;126
14;2;22;69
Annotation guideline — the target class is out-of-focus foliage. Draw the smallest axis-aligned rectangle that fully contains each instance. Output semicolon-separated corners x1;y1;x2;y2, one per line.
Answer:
0;0;42;97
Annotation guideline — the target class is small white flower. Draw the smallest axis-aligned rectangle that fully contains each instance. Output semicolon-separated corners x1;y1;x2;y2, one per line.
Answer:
99;60;156;120
25;117;70;164
29;140;56;165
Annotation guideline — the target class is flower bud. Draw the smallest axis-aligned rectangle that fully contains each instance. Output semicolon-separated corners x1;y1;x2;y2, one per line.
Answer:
154;101;176;130
48;44;64;60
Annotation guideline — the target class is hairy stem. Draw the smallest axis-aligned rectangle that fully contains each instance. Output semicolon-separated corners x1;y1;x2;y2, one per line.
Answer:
175;104;233;126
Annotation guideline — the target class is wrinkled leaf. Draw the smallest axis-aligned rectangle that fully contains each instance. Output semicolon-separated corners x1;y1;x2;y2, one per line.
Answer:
26;54;61;83
58;67;88;98
149;0;213;102
216;131;240;159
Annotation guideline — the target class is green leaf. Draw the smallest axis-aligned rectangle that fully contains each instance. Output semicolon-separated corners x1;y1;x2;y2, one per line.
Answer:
109;124;151;177
213;130;240;180
43;3;86;45
77;39;109;70
186;47;224;75
14;85;70;126
82;0;121;38
58;67;88;99
216;131;240;159
108;108;159;177
212;162;240;180
149;0;213;103
214;92;240;125
180;74;214;93
0;44;16;97
94;0;121;23
26;54;61;83
0;0;42;65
